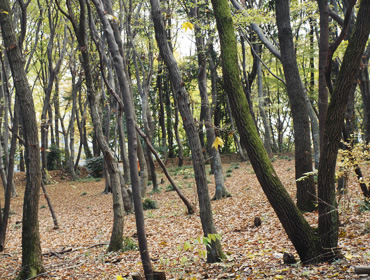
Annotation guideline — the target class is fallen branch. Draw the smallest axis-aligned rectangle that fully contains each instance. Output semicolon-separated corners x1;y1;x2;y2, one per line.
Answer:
43;242;109;257
355;266;370;275
0;253;11;257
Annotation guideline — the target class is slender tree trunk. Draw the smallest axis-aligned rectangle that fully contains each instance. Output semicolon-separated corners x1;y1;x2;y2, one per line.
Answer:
90;0;154;277
318;0;329;151
157;63;167;162
58;0;125;252
150;0;225;263
137;135;148;198
190;9;230;200
0;0;45;276
275;0;316;212
360;44;370;142
173;97;184;167
117;108;130;184
0;98;19;251
256;45;272;156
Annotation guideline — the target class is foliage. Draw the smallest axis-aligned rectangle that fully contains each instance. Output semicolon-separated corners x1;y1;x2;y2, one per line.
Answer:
47;144;63;171
165;184;175;192
142;198;158;210
337;139;370;185
358;199;370;213
122;237;138;252
85;156;104;178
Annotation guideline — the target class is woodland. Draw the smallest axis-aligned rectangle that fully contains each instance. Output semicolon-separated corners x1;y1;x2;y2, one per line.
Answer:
0;0;369;279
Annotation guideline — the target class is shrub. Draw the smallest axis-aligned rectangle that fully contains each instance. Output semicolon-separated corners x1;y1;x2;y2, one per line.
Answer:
85;156;104;178
142;198;158;210
122;237;138;252
165;184;175;192
47;144;62;170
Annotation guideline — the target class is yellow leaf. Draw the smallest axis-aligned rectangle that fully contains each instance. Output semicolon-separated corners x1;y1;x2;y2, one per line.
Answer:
275;276;284;279
0;10;9;14
182;22;194;32
116;276;124;280
212;137;224;149
344;254;353;260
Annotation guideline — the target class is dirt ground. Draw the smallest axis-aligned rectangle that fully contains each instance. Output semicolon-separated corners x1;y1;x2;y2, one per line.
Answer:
0;155;369;279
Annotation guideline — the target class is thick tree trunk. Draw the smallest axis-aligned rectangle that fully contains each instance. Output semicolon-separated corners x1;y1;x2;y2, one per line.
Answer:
275;0;316;212
318;0;370;260
150;0;225;263
210;0;321;263
0;0;45;277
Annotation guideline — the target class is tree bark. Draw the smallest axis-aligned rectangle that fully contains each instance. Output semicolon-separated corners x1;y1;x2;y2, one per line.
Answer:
90;0;154;277
318;0;370;259
150;0;225;263
0;0;45;277
275;0;316;212
210;0;322;263
189;6;230;200
317;0;330;152
360;43;370;142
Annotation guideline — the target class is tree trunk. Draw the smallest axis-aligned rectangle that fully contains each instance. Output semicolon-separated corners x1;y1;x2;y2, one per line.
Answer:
360;43;370;142
210;0;322;263
150;0;225;263
318;0;370;260
317;0;330;152
137;136;148;198
275;0;316;212
59;0;125;252
0;97;19;251
256;45;272;156
90;0;154;277
0;0;45;277
118;108;131;184
157;63;167;162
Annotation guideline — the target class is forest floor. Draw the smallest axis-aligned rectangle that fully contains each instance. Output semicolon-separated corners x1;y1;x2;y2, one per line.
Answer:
0;154;369;279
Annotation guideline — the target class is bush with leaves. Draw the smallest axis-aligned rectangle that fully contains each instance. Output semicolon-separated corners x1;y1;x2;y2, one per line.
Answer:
142;198;158;210
47;144;63;170
85;155;104;178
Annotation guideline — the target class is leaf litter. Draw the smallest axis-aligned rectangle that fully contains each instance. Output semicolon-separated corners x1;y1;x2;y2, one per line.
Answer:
0;156;369;279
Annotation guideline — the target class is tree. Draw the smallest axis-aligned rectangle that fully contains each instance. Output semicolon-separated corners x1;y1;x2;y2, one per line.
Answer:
318;0;370;258
150;0;225;262
186;1;230;200
275;0;316;212
210;0;370;263
90;0;155;278
0;0;45;277
56;0;125;252
232;0;318;212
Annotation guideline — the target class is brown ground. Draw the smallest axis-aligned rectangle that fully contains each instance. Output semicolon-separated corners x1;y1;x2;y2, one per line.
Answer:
0;155;369;279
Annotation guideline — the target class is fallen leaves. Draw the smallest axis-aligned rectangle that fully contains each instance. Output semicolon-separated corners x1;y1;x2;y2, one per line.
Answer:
0;156;369;279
